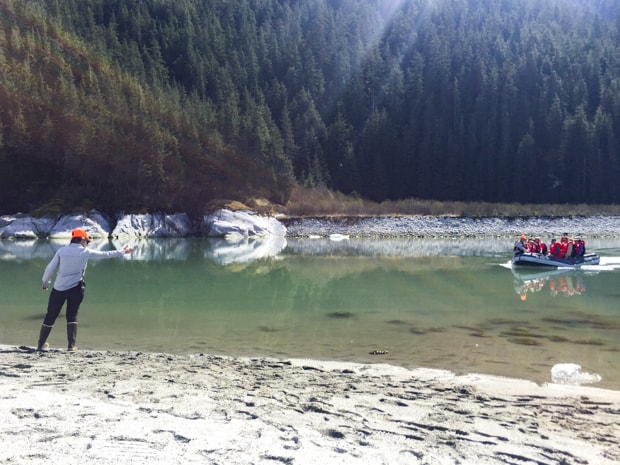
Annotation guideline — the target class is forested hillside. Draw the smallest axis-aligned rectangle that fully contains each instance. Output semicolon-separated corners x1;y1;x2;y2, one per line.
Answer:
1;0;619;215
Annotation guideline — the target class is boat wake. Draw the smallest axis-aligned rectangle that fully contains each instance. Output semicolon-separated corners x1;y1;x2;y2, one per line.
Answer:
589;256;620;271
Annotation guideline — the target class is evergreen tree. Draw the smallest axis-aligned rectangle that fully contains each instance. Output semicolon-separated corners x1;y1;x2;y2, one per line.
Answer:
2;0;620;213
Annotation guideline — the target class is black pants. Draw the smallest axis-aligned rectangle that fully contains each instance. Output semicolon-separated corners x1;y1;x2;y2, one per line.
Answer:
43;281;85;326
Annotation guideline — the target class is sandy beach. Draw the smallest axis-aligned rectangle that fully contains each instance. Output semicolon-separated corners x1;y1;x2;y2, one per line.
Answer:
1;344;619;465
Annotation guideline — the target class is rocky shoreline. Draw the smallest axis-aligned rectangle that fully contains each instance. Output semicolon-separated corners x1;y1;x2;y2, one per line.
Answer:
0;209;286;240
2;209;620;239
281;214;620;237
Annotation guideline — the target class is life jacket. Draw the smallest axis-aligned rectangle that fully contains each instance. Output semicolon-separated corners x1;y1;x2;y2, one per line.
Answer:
538;242;548;255
573;239;586;256
550;242;562;257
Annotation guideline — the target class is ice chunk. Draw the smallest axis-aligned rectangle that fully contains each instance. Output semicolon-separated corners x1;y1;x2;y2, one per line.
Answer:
551;363;601;385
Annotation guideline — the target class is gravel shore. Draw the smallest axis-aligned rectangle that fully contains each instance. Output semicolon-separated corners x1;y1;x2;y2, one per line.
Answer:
280;215;620;237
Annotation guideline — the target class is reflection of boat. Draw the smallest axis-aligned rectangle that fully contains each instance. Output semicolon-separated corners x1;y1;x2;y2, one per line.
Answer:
511;267;590;299
512;252;599;267
511;266;576;282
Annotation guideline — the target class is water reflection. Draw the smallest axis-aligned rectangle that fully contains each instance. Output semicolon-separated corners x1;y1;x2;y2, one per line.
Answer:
0;238;131;261
284;236;511;257
2;236;617;263
512;268;591;300
1;236;620;389
201;236;287;265
0;236;498;264
0;236;288;265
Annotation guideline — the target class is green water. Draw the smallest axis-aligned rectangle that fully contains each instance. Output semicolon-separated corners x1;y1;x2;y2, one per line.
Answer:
1;237;619;389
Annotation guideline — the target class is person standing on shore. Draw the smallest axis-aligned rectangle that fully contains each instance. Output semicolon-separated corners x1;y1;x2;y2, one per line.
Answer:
37;228;133;352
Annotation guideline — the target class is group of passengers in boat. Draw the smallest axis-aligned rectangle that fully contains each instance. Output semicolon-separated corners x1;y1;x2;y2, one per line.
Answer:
513;233;586;259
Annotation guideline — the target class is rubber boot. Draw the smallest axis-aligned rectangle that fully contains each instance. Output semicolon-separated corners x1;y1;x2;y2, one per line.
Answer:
37;324;53;351
67;323;78;352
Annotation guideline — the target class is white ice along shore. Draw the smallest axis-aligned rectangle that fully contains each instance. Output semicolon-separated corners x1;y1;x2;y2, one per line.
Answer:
0;209;287;240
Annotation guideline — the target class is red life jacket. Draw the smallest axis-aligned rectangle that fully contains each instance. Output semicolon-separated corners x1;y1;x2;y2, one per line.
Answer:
550;242;562;257
539;242;548;254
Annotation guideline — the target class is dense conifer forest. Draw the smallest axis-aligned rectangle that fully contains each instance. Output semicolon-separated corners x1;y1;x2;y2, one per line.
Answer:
1;0;619;216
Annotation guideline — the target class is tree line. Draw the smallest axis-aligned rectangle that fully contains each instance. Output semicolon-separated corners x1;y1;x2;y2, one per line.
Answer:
1;0;619;216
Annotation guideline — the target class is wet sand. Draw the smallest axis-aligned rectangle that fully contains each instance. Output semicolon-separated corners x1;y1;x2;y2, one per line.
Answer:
1;344;619;464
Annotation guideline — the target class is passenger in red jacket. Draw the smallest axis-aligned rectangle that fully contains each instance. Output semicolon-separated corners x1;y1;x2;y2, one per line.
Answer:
549;239;563;258
533;237;547;255
539;238;548;255
560;233;573;258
